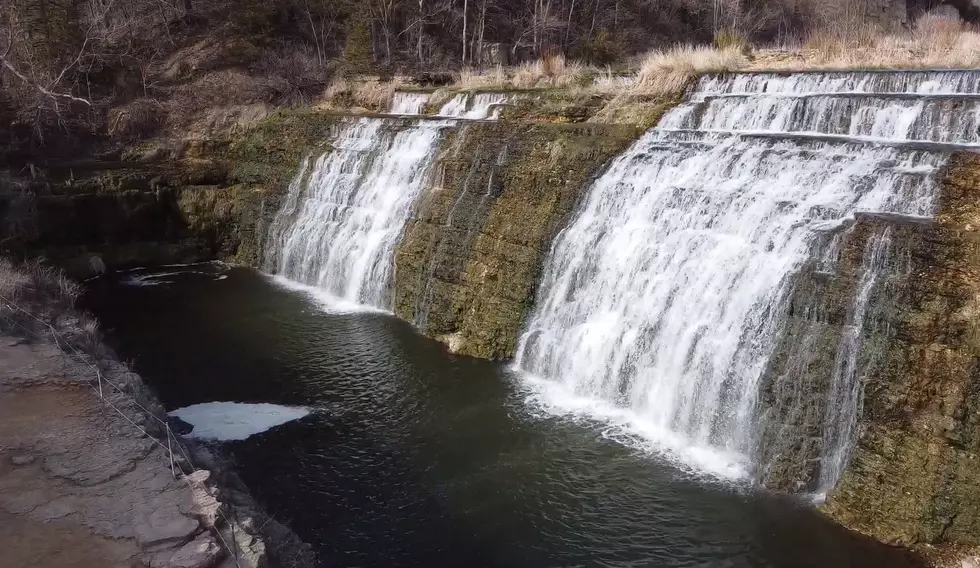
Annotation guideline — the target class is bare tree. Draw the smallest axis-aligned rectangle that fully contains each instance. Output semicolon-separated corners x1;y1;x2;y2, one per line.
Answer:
0;21;93;109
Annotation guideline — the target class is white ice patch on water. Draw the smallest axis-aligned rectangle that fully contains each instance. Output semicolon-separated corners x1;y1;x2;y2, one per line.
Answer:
169;402;311;441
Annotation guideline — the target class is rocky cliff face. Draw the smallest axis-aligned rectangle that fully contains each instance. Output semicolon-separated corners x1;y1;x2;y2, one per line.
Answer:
0;109;332;277
2;93;656;358
820;153;980;546
736;151;980;548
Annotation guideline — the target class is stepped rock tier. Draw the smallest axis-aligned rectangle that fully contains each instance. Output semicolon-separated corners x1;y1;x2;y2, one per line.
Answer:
516;71;980;545
262;70;980;546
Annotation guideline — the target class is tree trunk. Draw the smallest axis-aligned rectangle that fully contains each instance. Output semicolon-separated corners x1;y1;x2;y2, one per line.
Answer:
418;0;424;64
565;0;576;48
462;0;468;65
477;0;487;67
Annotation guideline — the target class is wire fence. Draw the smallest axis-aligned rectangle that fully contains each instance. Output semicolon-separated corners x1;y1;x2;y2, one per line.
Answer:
0;292;243;568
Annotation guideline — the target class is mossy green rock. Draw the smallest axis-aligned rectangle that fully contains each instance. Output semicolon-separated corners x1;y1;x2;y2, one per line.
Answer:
392;122;639;359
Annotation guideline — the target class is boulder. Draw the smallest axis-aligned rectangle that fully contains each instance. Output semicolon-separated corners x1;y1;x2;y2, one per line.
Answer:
167;533;225;568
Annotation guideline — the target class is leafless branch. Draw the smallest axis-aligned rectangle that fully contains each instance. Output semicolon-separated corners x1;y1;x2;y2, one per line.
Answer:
2;59;92;106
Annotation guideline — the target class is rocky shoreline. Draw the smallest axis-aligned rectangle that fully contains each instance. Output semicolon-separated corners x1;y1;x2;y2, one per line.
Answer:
0;266;313;568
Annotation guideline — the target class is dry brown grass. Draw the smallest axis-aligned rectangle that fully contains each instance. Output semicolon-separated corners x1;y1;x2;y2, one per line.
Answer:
636;45;749;93
322;77;408;110
754;11;980;71
445;55;594;92
442;46;744;99
512;54;592;89
914;12;963;52
714;30;751;53
0;259;33;302
0;258;80;309
454;66;509;90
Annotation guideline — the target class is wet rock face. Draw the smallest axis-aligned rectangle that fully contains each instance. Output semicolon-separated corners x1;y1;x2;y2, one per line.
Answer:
755;217;924;492
392;122;640;359
820;152;980;545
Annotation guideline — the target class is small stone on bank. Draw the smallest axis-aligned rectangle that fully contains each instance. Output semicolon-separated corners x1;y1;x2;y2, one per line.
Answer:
167;533;224;568
10;454;35;466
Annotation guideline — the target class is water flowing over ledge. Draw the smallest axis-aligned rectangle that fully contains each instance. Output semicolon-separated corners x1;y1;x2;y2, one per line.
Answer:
264;92;511;311
262;69;980;496
514;69;980;489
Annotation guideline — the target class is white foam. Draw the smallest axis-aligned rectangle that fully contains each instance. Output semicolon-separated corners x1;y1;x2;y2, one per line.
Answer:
264;118;446;309
390;92;431;115
267;274;390;315
516;370;751;481
121;268;226;287
169;402;311;441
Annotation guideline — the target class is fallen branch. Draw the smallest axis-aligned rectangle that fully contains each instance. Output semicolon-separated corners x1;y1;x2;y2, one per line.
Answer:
0;57;93;107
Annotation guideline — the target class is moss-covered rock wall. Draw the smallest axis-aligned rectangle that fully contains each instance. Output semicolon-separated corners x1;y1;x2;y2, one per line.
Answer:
392;121;639;359
755;214;923;492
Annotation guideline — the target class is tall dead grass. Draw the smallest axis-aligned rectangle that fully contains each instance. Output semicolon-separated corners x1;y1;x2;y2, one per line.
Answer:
0;257;83;339
0;258;81;308
446;47;745;98
322;77;408;110
448;54;594;91
454;66;509;90
512;54;592;89
758;11;980;70
635;45;749;93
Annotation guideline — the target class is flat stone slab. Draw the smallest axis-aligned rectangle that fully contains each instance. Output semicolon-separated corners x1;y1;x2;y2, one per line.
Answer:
167;533;224;568
135;507;200;548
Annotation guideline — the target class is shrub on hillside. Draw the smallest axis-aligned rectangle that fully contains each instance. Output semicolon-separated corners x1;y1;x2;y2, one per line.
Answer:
252;47;333;105
714;30;751;54
108;98;167;141
166;70;279;127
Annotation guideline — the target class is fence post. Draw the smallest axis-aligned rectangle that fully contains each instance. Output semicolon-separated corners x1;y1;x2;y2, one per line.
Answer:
231;513;241;567
167;425;176;479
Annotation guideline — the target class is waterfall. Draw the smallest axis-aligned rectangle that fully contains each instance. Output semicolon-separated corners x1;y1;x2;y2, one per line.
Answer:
438;93;510;119
515;70;980;483
265;93;509;310
390;92;431;115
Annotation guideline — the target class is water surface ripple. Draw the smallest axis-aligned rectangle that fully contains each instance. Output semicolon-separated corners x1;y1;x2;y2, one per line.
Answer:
84;265;921;568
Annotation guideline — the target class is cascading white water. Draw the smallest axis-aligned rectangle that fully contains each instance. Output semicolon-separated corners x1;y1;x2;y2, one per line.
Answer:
438;93;510;119
265;92;509;310
515;70;980;483
697;70;980;95
265;119;445;308
390;92;431;115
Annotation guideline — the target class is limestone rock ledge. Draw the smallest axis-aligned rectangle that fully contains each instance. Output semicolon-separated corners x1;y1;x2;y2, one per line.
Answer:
0;299;313;568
